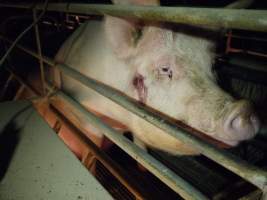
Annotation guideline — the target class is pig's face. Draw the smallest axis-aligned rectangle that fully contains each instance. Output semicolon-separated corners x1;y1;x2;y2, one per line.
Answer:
131;25;260;146
105;18;260;146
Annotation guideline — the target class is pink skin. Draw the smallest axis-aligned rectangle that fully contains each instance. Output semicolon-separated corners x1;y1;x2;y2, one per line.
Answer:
133;71;259;147
34;100;126;160
51;0;261;156
219;100;260;146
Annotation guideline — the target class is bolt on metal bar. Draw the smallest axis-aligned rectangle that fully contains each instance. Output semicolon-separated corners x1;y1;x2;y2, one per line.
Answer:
0;3;267;32
33;9;46;96
47;86;209;200
1;34;267;193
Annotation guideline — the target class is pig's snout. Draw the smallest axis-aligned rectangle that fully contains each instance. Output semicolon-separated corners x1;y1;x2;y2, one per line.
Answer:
223;100;260;144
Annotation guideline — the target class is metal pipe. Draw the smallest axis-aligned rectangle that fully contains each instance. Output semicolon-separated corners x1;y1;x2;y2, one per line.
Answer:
47;86;209;200
218;56;267;73
33;9;46;96
1;35;267;193
225;33;267;43
0;3;267;32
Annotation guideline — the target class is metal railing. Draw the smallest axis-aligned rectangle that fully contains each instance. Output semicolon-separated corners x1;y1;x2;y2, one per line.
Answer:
0;2;267;31
1;34;267;199
1;1;267;199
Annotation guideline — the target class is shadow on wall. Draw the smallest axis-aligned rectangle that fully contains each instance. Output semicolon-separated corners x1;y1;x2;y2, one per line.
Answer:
0;121;20;181
0;104;32;181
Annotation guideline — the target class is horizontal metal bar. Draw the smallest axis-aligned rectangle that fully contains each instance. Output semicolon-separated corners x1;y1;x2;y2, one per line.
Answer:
0;3;267;32
47;86;208;200
1;35;267;193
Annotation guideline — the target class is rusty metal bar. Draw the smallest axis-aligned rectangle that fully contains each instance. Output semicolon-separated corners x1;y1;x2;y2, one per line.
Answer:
46;86;209;200
1;35;267;193
0;3;267;32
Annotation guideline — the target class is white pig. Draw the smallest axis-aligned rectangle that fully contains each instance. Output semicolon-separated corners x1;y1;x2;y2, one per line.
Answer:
55;0;260;155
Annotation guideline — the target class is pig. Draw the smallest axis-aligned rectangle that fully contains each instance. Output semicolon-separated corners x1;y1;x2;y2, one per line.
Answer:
55;0;260;155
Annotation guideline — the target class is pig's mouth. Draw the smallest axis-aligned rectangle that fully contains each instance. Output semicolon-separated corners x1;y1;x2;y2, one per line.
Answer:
217;138;240;147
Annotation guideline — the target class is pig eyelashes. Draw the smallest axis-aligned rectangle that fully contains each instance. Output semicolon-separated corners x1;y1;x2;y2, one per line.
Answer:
132;73;147;103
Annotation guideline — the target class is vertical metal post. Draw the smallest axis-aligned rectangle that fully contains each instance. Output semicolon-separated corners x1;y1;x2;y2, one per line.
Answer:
13;85;25;100
33;8;46;96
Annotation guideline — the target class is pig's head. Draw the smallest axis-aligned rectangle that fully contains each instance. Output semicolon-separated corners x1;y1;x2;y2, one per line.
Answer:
105;0;260;147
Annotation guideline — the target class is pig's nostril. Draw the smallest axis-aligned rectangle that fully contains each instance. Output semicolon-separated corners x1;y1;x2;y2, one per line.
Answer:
226;112;260;139
231;116;243;130
250;114;260;134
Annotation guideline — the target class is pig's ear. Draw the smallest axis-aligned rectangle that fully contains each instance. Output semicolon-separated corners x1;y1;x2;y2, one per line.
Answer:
111;0;159;6
105;17;140;59
105;0;159;59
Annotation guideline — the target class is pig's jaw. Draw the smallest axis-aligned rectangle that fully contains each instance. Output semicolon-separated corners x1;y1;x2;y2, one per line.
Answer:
213;136;240;147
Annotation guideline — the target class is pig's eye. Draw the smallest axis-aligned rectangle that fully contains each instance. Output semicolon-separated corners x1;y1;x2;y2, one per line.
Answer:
159;66;173;79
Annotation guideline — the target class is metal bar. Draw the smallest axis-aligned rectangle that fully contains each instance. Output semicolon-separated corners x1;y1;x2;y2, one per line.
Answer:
13;85;25;100
55;62;267;192
0;73;13;100
1;35;267;193
4;67;147;199
225;0;254;9
33;9;46;96
218;56;267;73
228;48;267;58
0;3;267;32
5;67;40;97
225;33;267;43
49;101;146;200
47;86;209;200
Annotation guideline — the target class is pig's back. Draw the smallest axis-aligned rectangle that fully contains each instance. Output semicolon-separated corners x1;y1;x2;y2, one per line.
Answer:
56;20;134;124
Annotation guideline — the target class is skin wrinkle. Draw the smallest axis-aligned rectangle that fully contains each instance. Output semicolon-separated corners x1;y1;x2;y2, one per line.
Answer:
129;21;256;149
185;79;234;134
134;25;225;136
